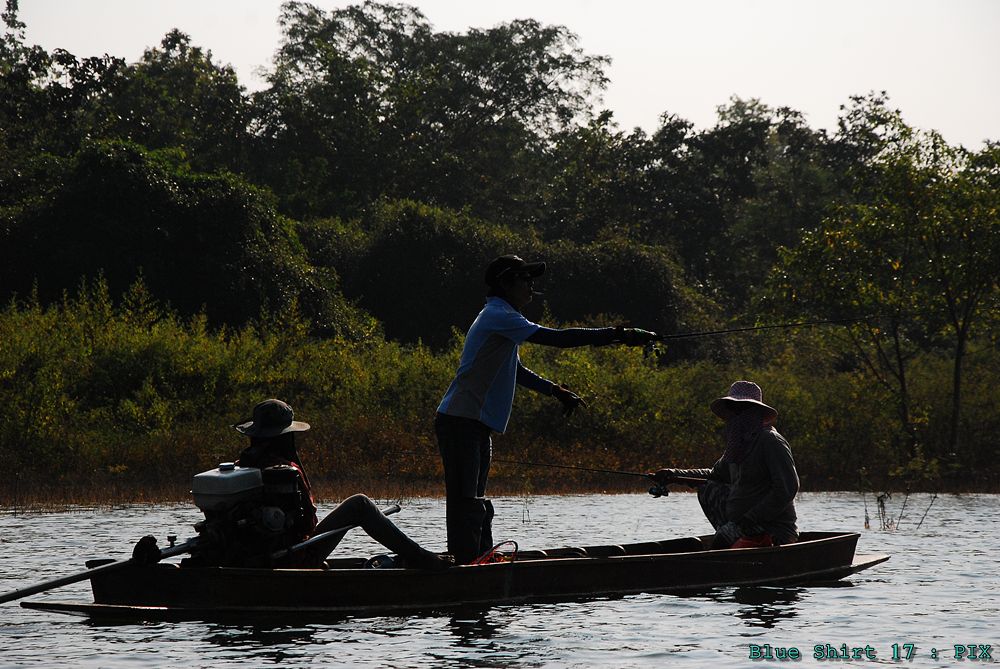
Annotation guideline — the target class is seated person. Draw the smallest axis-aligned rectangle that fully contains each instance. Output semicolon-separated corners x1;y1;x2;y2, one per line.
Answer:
651;381;799;549
232;399;451;570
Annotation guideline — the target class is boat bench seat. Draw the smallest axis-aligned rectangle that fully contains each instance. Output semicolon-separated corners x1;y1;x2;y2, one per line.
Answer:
544;547;589;558
579;545;627;558
622;542;669;555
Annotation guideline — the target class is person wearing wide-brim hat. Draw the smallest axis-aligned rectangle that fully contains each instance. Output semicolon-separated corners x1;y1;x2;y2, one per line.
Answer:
435;254;660;564
233;399;451;569
650;381;799;549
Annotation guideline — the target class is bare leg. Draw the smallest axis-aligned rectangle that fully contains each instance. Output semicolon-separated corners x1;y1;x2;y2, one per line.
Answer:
305;494;449;569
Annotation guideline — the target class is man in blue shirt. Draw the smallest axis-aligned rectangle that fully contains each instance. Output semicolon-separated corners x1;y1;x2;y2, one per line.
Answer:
436;255;658;563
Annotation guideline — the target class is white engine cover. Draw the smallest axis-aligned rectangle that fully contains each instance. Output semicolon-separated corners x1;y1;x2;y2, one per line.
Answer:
191;463;263;511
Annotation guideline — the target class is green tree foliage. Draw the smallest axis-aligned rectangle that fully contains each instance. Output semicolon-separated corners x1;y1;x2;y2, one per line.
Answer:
93;29;251;173
535;111;654;242
301;200;716;349
0;140;376;337
764;100;1000;471
660;98;839;309
252;0;608;221
1;3;997;493
1;1;125;206
316;199;523;347
531;239;719;356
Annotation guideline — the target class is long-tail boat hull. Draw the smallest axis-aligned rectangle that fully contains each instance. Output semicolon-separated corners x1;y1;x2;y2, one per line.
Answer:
23;531;888;620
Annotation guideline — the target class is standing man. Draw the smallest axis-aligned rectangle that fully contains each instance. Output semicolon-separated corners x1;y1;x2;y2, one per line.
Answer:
651;381;799;549
436;254;658;564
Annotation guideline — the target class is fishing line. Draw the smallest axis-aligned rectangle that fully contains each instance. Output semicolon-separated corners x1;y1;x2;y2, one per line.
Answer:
492;457;651;480
401;449;707;499
402;448;650;480
656;316;877;342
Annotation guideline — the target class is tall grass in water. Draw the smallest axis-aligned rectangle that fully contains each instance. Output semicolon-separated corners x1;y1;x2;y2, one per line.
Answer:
1;279;997;507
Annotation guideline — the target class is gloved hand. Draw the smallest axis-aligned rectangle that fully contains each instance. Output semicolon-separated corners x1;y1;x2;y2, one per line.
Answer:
615;326;659;346
650;468;684;485
551;383;585;417
710;521;742;549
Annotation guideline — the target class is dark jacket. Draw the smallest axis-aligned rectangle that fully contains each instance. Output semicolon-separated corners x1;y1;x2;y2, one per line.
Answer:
237;444;319;543
687;427;799;543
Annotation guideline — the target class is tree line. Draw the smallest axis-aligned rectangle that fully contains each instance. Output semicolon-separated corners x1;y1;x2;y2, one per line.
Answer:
1;0;998;493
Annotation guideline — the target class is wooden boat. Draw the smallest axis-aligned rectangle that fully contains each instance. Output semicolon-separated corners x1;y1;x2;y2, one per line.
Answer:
22;531;887;620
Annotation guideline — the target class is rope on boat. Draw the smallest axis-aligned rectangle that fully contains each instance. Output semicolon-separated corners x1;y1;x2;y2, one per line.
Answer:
472;540;519;565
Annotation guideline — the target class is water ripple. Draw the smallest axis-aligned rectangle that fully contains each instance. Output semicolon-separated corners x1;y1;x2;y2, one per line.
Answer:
1;492;997;667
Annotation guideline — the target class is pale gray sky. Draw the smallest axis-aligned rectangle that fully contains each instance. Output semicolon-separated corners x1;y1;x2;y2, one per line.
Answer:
19;0;1000;148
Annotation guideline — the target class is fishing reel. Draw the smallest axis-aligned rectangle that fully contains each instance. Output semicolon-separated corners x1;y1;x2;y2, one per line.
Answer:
642;341;666;360
648;483;669;498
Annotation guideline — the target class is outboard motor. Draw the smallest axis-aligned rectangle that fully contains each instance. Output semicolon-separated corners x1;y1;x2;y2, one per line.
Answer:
186;462;307;567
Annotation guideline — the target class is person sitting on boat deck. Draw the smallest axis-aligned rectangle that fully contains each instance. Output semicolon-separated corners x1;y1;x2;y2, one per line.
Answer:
235;399;451;570
436;254;659;565
650;381;799;549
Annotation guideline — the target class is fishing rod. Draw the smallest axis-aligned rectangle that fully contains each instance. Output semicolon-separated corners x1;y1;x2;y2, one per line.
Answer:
489;456;707;497
491;457;650;480
655;316;877;342
403;451;705;496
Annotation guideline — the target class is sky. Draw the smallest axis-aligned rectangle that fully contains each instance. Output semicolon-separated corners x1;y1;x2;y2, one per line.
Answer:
18;0;1000;149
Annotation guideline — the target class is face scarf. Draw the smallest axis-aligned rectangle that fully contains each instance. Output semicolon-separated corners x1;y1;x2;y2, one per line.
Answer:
720;407;768;464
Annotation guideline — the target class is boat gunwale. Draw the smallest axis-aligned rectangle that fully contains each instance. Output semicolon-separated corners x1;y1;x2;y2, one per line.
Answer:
138;530;863;576
22;553;890;619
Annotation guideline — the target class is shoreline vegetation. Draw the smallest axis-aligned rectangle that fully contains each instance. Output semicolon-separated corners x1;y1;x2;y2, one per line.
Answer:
2;2;998;504
2;282;998;509
2;477;994;516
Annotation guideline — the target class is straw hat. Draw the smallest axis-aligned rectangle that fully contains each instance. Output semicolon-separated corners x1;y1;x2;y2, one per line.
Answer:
710;381;777;424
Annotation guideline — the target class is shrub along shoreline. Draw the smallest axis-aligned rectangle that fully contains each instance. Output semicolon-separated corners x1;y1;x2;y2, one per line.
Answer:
2;281;997;509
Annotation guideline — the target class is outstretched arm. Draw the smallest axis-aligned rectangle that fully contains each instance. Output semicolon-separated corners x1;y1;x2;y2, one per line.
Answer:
650;459;727;486
527;326;658;348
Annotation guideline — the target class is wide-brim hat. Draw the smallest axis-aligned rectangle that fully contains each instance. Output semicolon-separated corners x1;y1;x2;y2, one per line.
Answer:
234;399;310;437
485;255;546;287
710;381;777;424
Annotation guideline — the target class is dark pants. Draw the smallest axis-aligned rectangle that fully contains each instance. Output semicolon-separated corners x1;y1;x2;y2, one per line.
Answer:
696;481;791;545
696;480;732;531
436;413;495;564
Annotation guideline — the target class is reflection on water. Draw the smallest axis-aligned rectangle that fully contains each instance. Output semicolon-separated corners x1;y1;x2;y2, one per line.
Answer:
729;587;801;628
696;581;859;629
447;607;508;645
677;586;802;629
2;492;998;668
203;624;320;649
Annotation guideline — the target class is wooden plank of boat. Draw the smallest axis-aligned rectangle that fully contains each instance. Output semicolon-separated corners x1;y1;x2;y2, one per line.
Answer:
20;532;888;619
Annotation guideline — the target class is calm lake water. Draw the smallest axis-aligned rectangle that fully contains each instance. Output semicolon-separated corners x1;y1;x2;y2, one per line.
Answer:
0;492;997;668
